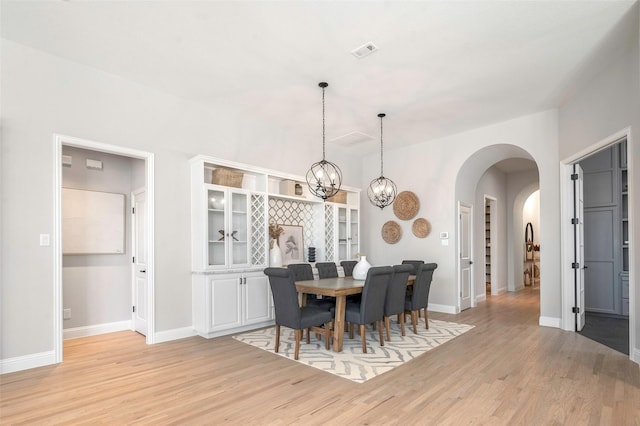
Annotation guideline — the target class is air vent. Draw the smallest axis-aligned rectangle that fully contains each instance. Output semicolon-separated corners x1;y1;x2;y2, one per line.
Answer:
351;42;378;59
330;131;375;146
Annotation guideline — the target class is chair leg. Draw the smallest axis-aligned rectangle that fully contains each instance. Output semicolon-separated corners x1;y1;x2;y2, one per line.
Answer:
424;308;429;329
384;316;391;341
411;310;418;334
294;329;302;360
306;328;311;344
360;324;367;353
275;324;281;353
399;313;406;336
324;322;331;350
349;323;354;339
378;320;384;347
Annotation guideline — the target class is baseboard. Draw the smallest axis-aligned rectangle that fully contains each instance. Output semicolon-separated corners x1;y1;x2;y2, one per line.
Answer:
154;327;198;343
1;350;57;375
539;316;561;328
63;320;131;340
475;294;487;303
429;303;458;314
631;348;640;365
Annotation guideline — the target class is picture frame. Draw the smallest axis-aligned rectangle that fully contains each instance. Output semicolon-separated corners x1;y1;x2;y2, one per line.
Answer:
278;224;304;265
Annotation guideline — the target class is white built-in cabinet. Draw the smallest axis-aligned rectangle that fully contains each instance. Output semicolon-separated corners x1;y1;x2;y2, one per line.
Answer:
190;155;360;338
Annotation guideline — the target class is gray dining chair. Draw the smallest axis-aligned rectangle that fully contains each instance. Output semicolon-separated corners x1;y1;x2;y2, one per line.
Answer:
316;262;338;278
264;268;333;359
345;266;393;353
384;264;413;340
287;263;334;312
401;260;424;275
340;260;358;277
405;263;438;333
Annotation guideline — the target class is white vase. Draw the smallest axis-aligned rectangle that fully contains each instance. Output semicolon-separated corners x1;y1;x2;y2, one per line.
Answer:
269;239;283;267
352;255;371;280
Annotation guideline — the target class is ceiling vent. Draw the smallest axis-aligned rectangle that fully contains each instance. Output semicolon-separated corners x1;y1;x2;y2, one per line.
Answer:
351;42;378;59
330;131;375;146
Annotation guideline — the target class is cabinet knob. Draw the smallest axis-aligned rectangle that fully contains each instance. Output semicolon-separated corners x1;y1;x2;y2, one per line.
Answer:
140;269;146;273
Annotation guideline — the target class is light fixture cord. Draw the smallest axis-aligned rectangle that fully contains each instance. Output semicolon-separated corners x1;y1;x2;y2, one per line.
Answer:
322;85;326;161
380;114;384;176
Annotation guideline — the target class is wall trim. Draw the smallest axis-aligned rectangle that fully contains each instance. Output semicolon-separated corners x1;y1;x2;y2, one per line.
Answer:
632;348;640;365
63;321;132;340
154;327;199;343
539;316;561;328
429;303;458;314
1;351;56;375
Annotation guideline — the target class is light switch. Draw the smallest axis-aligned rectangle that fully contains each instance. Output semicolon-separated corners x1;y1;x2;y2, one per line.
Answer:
39;234;50;246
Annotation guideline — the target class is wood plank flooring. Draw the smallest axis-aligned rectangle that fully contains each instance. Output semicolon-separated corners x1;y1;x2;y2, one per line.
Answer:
2;288;639;425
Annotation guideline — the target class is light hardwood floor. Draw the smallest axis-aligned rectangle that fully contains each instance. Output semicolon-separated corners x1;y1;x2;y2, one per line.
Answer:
2;288;639;425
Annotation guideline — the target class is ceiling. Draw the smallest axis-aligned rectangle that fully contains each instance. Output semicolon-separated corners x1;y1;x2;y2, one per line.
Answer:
2;1;637;156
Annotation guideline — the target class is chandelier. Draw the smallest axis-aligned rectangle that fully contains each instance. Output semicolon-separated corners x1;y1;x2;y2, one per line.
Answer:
367;113;397;209
306;82;342;200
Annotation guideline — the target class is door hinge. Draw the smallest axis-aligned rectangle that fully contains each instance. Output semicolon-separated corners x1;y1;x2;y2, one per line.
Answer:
571;218;579;225
133;306;136;313
132;256;135;263
571;262;580;269
132;207;135;214
572;307;580;314
571;173;579;181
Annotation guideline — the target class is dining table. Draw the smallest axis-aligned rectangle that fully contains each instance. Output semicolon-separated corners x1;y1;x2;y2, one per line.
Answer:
295;275;415;352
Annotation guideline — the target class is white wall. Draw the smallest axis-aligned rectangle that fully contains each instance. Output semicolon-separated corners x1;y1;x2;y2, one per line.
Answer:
361;112;559;319
0;39;363;361
558;8;639;359
62;146;144;331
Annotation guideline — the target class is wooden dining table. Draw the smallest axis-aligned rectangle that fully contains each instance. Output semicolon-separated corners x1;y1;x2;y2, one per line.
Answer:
295;275;415;352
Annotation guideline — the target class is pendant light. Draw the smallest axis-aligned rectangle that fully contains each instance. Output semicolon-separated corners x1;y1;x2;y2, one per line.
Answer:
367;113;397;209
306;82;343;200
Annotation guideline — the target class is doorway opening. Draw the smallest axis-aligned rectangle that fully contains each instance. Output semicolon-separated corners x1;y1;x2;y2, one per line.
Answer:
484;196;497;297
523;191;540;289
53;134;155;364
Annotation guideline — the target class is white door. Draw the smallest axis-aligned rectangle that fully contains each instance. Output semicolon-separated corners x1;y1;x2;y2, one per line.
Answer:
459;203;473;311
132;189;148;336
573;164;586;331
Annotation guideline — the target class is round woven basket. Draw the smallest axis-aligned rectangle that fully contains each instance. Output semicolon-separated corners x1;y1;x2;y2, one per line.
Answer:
393;191;419;220
382;220;402;244
412;218;431;238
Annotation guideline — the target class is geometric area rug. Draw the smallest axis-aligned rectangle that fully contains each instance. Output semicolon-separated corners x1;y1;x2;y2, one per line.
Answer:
233;319;474;383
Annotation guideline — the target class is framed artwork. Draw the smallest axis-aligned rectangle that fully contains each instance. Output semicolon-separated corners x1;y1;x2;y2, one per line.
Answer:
278;224;304;265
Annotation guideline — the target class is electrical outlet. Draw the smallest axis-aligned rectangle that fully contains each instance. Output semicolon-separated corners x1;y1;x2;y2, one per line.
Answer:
63;308;71;320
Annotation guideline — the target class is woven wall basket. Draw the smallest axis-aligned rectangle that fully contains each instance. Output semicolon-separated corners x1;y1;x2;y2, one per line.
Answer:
393;191;419;220
412;218;431;238
382;220;402;244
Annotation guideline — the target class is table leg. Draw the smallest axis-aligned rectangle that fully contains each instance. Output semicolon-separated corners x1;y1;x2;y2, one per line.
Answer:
333;295;346;352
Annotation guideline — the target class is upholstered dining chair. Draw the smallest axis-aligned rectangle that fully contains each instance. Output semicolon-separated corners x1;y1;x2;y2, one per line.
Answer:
287;263;333;311
345;266;393;353
340;260;358;277
316;262;339;278
383;264;413;340
401;260;425;275
264;268;333;360
405;263;438;333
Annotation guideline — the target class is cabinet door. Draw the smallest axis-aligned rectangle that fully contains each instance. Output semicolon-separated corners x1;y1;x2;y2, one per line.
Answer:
208;274;242;331
349;208;359;259
207;188;227;267
243;272;272;325
337;206;348;261
229;190;250;267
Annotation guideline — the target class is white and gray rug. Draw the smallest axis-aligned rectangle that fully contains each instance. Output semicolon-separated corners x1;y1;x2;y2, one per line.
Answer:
233;319;474;383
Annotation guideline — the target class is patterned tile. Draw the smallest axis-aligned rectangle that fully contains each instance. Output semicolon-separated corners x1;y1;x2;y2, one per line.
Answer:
233;319;474;383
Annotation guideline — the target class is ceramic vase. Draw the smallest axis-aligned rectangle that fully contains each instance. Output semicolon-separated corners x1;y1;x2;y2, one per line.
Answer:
269;239;283;267
352;255;371;280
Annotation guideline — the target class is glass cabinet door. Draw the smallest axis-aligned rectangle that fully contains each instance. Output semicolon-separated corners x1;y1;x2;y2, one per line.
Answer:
207;189;226;267
337;206;348;260
230;191;249;266
349;208;359;258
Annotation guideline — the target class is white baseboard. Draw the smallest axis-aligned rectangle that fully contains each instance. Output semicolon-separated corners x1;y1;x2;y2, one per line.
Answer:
539;316;561;328
429;303;458;314
154;327;198;343
631;348;640;365
1;351;57;375
64;320;131;340
475;294;487;303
